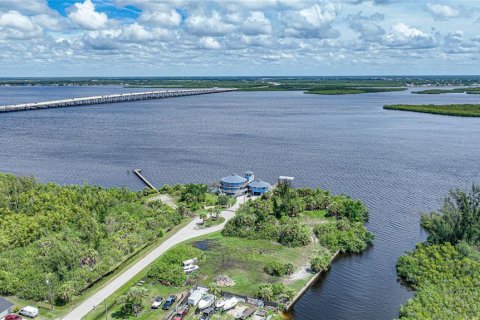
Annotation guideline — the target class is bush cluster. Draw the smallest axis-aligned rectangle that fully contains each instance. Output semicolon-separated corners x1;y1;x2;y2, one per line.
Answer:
147;245;205;286
264;261;294;277
0;173;183;304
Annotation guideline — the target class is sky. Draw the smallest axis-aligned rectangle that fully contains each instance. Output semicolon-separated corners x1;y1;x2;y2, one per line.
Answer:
0;0;479;77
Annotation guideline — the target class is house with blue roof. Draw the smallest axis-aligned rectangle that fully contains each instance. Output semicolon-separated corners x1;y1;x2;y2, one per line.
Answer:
220;171;271;196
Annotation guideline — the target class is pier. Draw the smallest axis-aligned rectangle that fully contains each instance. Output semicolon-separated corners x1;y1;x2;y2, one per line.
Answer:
133;169;157;191
0;88;236;113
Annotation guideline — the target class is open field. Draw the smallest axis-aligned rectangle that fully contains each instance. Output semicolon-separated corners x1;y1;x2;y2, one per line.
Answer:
383;104;480;117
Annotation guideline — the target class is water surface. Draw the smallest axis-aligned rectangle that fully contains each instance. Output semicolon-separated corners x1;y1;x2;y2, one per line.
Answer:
1;86;480;319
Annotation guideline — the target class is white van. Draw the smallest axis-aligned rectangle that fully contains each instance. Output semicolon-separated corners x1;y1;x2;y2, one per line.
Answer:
19;306;39;318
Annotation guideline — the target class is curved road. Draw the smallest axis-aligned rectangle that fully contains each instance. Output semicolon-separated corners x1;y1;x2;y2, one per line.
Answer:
63;196;246;320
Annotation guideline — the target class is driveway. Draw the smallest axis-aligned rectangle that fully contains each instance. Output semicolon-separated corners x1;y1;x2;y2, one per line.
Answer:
63;196;246;320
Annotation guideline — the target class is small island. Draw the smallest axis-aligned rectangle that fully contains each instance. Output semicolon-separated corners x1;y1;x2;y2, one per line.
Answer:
383;104;480;117
412;87;480;94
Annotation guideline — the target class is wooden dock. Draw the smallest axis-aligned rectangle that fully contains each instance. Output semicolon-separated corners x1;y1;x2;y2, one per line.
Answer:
133;169;157;191
0;88;236;113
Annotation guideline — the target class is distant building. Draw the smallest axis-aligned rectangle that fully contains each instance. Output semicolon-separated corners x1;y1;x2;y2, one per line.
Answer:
220;171;272;196
0;297;14;319
249;180;272;195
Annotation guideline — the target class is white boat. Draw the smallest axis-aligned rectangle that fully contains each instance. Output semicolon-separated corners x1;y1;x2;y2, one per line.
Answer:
222;296;238;311
198;294;215;310
215;297;227;309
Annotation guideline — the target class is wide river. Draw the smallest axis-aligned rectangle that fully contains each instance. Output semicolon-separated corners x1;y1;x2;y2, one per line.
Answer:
1;86;480;319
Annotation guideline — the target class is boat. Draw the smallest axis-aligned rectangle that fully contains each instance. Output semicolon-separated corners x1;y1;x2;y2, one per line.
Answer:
197;294;215;310
215;297;227;309
222;296;238;311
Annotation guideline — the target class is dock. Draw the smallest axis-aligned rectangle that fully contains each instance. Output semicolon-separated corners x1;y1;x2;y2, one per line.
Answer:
133;169;157;191
0;88;236;113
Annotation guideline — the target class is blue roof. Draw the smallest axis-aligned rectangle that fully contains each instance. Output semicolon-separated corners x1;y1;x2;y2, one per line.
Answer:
249;180;271;188
221;173;247;184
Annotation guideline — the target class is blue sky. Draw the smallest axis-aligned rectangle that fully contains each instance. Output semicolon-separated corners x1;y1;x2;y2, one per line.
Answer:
0;0;479;76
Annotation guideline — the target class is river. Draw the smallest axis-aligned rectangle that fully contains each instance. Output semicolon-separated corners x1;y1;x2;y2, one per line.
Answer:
1;86;480;319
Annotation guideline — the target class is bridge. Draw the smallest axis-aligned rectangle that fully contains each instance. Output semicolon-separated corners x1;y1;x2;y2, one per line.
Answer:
0;88;237;113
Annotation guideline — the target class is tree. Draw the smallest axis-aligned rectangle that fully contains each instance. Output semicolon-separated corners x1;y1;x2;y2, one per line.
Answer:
421;184;480;245
208;282;221;296
117;287;148;317
199;212;207;224
217;194;230;207
177;203;189;218
256;285;274;301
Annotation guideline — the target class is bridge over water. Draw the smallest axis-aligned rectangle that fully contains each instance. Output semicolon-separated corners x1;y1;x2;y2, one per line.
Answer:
0;88;236;113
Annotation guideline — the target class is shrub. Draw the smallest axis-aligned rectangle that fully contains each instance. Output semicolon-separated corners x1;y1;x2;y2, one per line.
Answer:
148;261;186;286
279;222;311;247
264;261;295;277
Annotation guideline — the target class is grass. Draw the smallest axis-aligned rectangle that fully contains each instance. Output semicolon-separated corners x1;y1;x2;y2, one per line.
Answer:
202;217;226;228
189;232;320;296
383;104;480;117
412;87;480;94
83;225;330;320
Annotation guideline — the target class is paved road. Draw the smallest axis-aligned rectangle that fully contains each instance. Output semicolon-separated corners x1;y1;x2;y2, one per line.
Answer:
64;196;246;320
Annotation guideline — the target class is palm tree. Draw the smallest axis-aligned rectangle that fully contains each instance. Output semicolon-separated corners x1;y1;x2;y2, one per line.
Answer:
209;282;221;296
199;212;207;224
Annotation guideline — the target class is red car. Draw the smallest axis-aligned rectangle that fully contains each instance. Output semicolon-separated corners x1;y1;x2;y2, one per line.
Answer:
5;315;23;320
172;307;189;320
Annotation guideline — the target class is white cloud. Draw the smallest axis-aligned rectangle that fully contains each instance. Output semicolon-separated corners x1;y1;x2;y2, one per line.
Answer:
140;8;182;27
242;12;273;35
281;3;341;38
199;36;221;49
0;10;43;39
427;3;460;19
68;0;108;30
386;23;435;48
186;11;235;36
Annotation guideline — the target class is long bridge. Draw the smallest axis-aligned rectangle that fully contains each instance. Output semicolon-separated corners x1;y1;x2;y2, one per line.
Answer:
0;88;236;113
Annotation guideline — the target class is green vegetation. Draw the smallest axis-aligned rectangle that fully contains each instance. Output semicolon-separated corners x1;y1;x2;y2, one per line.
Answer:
383;104;480;117
306;87;406;95
84;183;372;319
412;87;480;94
0;173;183;307
147;245;205;286
396;184;480;319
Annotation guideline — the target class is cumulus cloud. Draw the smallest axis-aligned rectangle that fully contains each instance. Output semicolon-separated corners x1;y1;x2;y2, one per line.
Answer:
68;0;108;30
199;36;221;49
242;12;273;35
386;23;435;49
140;8;182;27
348;12;385;42
0;10;43;39
281;3;341;38
427;3;460;19
186;11;235;36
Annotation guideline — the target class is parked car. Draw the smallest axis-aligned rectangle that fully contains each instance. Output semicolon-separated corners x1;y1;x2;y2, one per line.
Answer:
162;295;177;310
19;306;38;318
172;306;189;320
151;296;163;309
5;315;23;320
200;307;215;320
183;264;199;274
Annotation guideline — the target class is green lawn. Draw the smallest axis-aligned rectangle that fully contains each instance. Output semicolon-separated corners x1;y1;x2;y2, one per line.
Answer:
383;104;480;117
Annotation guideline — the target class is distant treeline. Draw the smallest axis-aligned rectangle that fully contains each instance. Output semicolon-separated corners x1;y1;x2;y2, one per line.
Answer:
383;104;480;117
413;87;480;94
